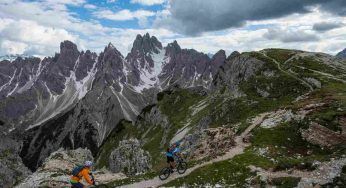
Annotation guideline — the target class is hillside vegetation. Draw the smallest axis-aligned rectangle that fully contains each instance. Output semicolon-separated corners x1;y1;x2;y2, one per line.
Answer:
97;49;346;187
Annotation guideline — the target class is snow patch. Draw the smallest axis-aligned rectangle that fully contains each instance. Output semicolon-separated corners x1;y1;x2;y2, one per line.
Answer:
73;60;97;99
134;48;168;92
134;67;156;92
6;82;19;97
151;48;166;77
6;68;23;96
6;59;47;95
0;69;16;93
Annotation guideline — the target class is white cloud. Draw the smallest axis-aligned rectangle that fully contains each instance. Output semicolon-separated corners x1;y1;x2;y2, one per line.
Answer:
0;0;345;57
0;0;111;36
84;4;97;9
0;1;170;56
44;0;86;6
263;28;319;43
130;0;165;6
0;18;77;56
1;19;76;44
1;40;28;55
159;8;346;55
95;9;155;21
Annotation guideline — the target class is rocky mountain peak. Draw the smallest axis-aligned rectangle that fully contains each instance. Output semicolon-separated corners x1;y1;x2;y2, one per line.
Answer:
227;51;241;61
59;40;79;56
212;50;226;61
336;48;346;59
125;33;166;89
100;43;123;59
106;42;115;49
165;41;181;59
131;33;162;55
98;44;125;80
56;40;80;72
166;40;181;53
210;50;226;75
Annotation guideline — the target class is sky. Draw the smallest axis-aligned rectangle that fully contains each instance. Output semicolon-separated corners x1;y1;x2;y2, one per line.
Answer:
0;0;346;57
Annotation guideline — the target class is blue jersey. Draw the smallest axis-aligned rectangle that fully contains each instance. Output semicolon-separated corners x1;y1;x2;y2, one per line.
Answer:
166;151;174;157
166;147;180;157
172;147;180;154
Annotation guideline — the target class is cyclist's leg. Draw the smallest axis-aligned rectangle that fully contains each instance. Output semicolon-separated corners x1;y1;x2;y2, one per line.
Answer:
172;160;176;169
167;156;173;168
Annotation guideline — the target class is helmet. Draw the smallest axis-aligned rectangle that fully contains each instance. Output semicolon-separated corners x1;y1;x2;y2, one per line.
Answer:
84;161;93;167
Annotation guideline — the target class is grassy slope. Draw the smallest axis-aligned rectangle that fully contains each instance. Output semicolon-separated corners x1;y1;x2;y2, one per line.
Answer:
164;49;346;186
96;89;208;171
100;49;346;186
165;119;345;187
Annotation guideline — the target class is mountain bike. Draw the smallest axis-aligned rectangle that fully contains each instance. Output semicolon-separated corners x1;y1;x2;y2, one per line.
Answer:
159;156;188;180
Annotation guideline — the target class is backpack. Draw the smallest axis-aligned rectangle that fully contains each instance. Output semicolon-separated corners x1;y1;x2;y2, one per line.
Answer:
71;165;84;176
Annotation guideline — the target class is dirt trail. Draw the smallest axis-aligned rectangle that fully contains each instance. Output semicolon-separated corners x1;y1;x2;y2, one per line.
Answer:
293;65;346;84
259;52;314;92
261;51;346;84
120;113;268;188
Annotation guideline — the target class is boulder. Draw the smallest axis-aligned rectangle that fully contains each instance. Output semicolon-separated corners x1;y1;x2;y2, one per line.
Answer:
16;148;93;188
109;139;151;176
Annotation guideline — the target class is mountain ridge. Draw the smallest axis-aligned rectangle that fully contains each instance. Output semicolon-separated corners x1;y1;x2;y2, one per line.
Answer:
0;33;226;171
1;35;346;187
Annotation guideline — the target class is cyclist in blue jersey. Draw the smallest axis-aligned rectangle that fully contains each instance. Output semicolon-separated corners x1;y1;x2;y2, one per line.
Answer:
165;142;182;172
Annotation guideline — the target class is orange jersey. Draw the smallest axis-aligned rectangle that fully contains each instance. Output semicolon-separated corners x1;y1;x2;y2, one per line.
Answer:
70;167;93;185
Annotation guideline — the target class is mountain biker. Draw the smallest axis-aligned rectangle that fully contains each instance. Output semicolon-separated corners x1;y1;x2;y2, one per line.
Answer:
70;161;95;188
165;142;182;172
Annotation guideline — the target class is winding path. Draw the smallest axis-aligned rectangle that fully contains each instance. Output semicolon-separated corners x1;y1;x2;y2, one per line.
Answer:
259;52;314;92
120;113;269;188
293;65;346;84
261;51;346;84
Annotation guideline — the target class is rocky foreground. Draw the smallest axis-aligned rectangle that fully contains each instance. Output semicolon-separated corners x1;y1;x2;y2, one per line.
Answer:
16;148;126;187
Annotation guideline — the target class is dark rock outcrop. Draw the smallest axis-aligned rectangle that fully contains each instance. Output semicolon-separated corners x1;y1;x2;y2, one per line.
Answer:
0;133;31;187
212;53;264;95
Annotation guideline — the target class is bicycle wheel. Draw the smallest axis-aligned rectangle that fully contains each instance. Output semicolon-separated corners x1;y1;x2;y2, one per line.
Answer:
177;162;187;174
159;167;171;180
